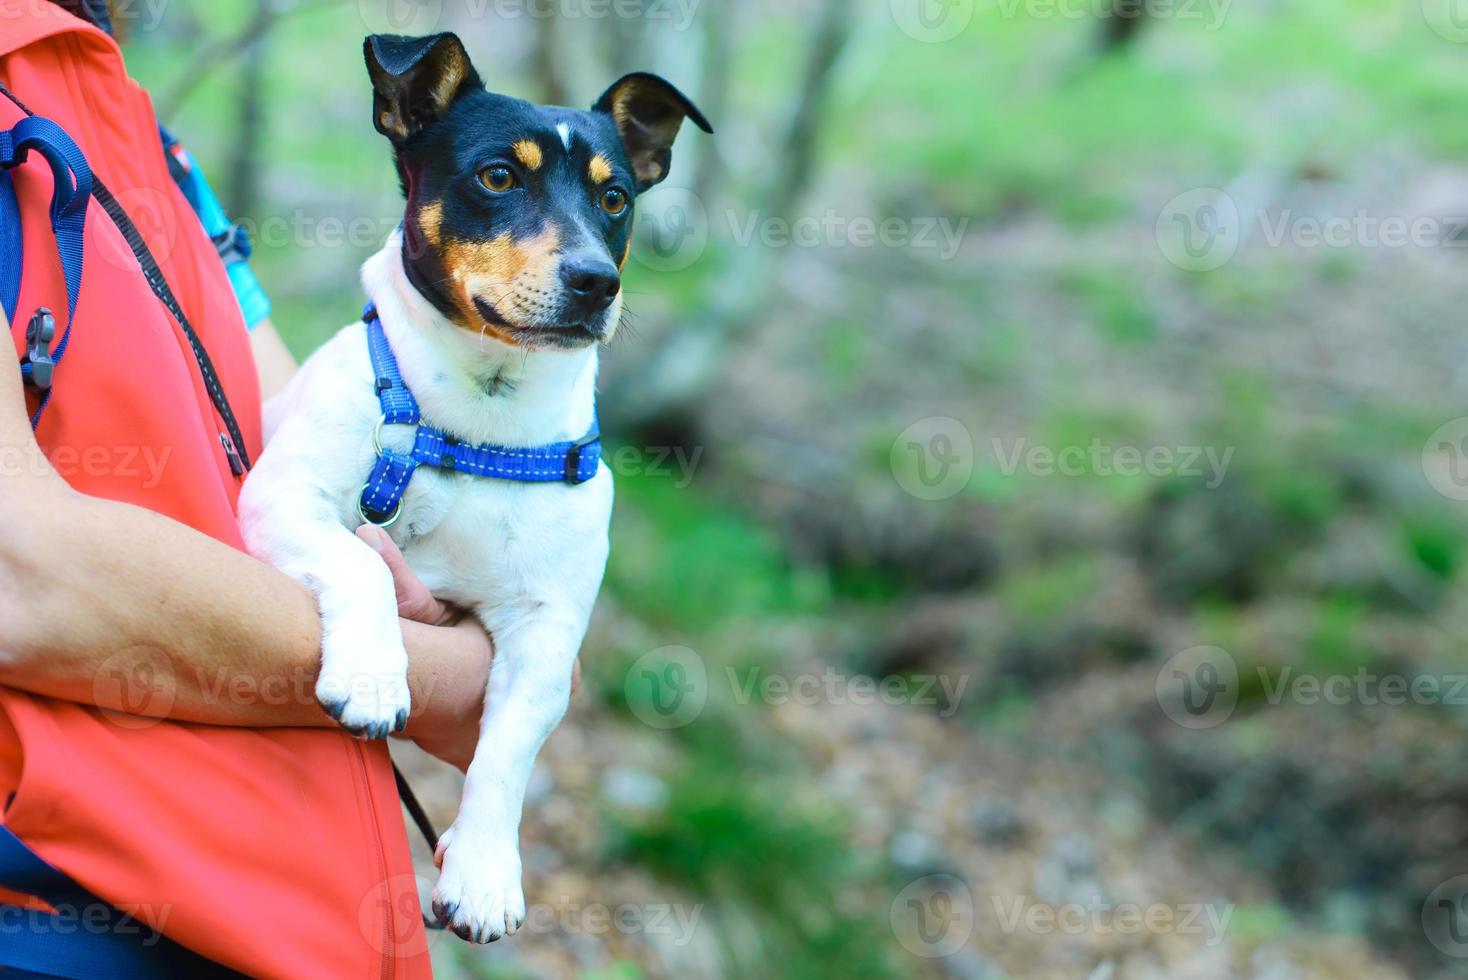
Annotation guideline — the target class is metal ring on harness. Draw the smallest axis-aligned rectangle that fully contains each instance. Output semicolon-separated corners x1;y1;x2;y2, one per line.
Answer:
359;413;410;527
356;484;403;528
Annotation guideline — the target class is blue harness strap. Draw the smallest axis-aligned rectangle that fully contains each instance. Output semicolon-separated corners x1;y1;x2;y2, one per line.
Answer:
0;115;92;428
0;825;244;978
357;304;601;526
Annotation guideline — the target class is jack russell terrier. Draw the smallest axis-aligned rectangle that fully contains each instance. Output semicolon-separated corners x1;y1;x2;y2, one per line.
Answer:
238;31;710;943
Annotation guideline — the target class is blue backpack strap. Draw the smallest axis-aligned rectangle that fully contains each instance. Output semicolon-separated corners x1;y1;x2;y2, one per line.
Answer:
0;171;19;326
0;115;92;428
0;825;245;979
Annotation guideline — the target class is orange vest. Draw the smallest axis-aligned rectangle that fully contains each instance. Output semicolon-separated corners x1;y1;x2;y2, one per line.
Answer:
0;7;431;976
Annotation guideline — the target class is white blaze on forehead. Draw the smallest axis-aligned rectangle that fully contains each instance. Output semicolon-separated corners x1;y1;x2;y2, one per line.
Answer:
557;123;572;150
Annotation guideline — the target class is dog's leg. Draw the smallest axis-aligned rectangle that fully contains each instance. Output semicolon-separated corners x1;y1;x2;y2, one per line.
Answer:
240;497;410;738
431;612;583;942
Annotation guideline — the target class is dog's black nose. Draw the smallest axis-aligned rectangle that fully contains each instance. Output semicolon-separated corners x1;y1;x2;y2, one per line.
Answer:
561;256;621;313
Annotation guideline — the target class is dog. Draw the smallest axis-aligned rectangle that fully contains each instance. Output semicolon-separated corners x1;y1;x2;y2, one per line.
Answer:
238;31;710;943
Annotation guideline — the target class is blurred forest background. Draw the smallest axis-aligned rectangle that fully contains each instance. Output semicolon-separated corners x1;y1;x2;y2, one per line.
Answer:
116;0;1468;976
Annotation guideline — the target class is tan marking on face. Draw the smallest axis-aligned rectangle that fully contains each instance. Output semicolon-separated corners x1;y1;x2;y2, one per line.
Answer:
588;154;613;184
618;235;632;272
439;224;563;344
418;201;443;247
513;139;543;171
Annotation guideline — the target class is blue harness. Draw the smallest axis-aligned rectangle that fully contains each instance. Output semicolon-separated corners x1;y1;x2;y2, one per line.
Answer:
356;305;602;526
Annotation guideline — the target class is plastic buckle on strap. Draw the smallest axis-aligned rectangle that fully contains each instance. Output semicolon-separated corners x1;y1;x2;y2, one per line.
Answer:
23;308;55;389
564;432;600;485
211;222;252;264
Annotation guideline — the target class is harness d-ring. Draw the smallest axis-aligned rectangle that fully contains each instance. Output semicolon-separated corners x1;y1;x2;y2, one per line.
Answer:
357;484;403;527
359;413;408;527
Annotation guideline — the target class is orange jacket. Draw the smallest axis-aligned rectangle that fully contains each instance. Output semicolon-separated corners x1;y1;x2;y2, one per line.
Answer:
0;7;431;977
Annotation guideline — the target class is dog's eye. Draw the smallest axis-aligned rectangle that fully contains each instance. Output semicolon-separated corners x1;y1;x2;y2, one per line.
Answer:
600;188;628;216
479;166;516;192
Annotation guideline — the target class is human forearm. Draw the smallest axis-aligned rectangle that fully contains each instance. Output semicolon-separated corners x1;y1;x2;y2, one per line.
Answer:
0;482;487;733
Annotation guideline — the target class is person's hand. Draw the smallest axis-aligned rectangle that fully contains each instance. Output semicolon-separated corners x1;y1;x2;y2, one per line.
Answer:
354;526;579;771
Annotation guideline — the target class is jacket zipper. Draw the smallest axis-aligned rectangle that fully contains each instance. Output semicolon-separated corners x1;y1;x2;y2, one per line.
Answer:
355;742;395;980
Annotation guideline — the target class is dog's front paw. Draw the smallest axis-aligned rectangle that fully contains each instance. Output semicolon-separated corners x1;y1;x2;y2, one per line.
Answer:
315;624;410;738
315;669;410;739
431;824;525;943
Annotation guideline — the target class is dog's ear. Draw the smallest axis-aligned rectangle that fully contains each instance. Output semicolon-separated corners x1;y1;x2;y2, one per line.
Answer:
364;33;480;143
593;73;712;190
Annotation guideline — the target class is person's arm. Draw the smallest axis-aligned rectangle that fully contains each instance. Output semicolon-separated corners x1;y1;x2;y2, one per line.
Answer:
249;317;298;403
0;305;486;766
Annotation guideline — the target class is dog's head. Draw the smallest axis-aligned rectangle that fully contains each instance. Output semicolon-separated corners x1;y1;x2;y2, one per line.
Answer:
364;32;712;351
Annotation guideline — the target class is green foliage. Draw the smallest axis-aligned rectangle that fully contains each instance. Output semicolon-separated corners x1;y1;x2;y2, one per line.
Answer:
609;767;903;980
605;466;829;630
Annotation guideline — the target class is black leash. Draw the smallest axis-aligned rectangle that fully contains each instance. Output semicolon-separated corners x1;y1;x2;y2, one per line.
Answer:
392;762;447;931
